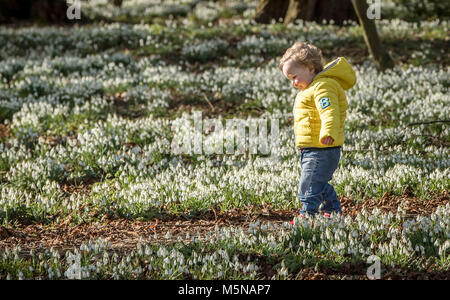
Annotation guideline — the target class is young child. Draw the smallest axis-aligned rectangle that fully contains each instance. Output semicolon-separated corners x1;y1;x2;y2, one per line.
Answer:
279;41;356;225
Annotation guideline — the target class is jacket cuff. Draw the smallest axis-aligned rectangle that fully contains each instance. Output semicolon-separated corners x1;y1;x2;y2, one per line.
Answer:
319;128;339;145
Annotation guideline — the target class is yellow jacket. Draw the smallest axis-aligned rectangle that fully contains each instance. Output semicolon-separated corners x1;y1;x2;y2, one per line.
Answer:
293;56;356;148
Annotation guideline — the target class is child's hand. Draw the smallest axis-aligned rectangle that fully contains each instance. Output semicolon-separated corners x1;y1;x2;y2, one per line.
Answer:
320;136;334;145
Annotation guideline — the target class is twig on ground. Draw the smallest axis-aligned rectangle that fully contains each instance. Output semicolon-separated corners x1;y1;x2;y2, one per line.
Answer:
202;93;215;111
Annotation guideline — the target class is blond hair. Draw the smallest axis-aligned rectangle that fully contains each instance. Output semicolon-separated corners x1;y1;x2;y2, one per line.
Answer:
279;41;324;74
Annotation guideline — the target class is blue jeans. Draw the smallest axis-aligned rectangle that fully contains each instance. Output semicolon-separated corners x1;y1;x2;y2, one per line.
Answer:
298;146;342;216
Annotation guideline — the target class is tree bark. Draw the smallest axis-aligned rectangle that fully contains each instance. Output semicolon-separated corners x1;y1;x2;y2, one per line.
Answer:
0;0;69;24
256;0;357;25
314;0;356;25
30;0;70;24
351;0;395;71
284;0;316;24
0;0;31;23
254;0;290;24
112;0;123;7
306;0;318;20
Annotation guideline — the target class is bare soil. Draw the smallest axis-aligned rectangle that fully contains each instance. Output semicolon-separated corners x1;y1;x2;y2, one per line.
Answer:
0;124;11;139
0;191;448;255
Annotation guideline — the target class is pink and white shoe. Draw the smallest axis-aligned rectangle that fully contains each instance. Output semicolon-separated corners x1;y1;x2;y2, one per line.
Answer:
322;212;343;219
290;213;313;227
323;212;332;219
290;212;336;226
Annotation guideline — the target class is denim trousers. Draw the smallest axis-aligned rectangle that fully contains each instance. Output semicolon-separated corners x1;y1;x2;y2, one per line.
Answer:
298;146;342;216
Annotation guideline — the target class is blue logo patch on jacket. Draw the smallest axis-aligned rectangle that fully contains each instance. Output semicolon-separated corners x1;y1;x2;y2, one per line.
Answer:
319;97;330;109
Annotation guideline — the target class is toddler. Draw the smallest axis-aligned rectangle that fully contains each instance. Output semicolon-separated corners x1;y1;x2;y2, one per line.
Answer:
279;42;356;224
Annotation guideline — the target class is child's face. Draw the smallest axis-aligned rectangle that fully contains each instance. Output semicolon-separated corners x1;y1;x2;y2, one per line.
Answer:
282;60;315;91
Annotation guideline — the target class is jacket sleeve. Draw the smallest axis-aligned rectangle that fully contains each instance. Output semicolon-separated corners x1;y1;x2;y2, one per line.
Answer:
313;80;340;145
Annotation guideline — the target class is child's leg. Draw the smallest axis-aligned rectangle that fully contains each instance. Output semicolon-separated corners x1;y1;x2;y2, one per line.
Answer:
298;147;341;216
297;149;322;215
321;147;342;213
320;183;342;214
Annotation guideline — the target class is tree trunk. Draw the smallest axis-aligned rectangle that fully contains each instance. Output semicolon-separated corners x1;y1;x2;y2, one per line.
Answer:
305;0;318;20
351;0;395;71
30;0;70;24
314;0;356;25
284;0;317;24
0;0;31;23
0;0;69;24
256;0;357;25
254;0;290;24
112;0;123;7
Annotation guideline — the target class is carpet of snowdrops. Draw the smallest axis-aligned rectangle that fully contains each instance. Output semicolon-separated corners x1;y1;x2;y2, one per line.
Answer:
0;0;449;279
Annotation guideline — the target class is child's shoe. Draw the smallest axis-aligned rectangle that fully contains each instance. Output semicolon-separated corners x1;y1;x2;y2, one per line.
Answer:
290;213;314;228
323;212;331;219
322;211;343;219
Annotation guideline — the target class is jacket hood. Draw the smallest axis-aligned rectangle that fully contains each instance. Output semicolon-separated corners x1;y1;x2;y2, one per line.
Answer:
311;57;356;90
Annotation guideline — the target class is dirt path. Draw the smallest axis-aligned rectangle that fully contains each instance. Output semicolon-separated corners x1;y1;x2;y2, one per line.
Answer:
0;191;448;254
